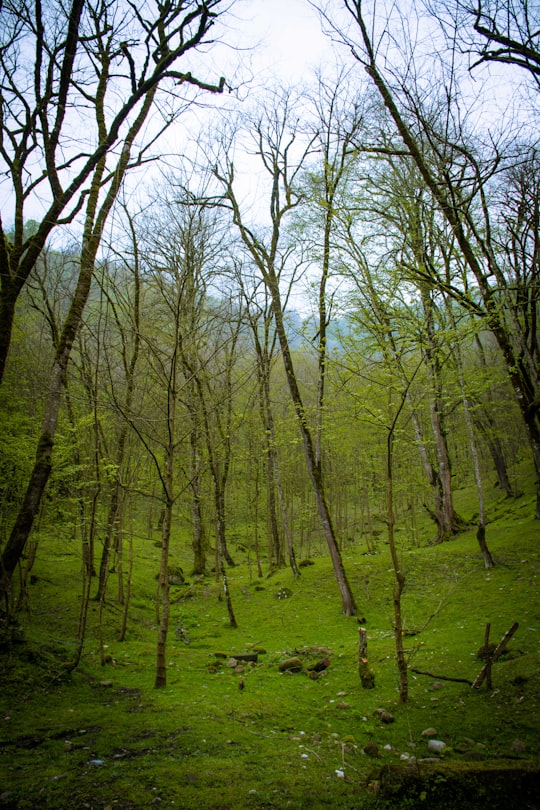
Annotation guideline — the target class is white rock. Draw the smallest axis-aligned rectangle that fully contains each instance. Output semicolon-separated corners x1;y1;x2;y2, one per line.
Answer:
427;739;446;754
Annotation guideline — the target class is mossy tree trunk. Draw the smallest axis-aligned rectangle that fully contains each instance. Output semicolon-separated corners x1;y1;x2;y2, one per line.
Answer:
0;82;157;602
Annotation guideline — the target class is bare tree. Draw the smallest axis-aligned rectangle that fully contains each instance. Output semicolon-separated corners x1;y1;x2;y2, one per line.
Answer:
440;0;540;87
213;92;358;615
0;0;231;602
316;0;540;516
238;265;299;575
300;70;367;468
0;0;230;384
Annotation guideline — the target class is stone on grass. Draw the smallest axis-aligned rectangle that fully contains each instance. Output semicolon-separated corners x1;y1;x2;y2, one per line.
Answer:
279;657;303;673
421;727;437;737
363;742;380;758
307;657;330;673
427;739;447;754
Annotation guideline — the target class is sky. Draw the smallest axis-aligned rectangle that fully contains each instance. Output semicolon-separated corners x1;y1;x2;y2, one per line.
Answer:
234;0;339;82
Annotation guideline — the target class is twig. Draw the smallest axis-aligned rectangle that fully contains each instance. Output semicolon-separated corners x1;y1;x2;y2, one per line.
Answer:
410;668;473;685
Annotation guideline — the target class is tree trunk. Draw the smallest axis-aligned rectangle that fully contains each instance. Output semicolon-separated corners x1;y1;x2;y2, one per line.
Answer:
0;287;21;387
269;278;357;615
446;302;495;568
386;392;409;703
0;89;157;600
189;421;206;576
154;495;172;688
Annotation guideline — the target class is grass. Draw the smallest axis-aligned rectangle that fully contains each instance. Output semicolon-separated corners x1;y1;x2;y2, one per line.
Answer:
1;477;539;809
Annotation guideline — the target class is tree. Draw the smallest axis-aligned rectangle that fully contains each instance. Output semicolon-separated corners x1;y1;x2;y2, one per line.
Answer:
238;264;299;575
0;0;231;602
299;70;366;467
318;0;540;516
214;91;358;615
445;0;540;87
94;205;143;604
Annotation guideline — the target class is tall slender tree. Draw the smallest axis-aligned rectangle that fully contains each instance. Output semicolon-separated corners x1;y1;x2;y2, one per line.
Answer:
214;92;358;615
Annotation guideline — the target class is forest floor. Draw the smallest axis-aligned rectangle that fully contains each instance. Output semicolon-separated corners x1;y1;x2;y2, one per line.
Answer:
1;476;539;809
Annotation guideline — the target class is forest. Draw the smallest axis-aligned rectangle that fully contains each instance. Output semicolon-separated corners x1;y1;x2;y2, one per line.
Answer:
0;1;539;808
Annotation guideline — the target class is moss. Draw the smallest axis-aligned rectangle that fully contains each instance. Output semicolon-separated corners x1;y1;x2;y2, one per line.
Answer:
377;761;540;808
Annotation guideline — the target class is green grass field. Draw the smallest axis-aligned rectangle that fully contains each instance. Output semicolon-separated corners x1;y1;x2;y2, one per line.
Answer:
1;478;539;809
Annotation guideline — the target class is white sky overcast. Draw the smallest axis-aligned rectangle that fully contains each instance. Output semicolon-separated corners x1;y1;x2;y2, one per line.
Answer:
226;0;346;86
236;0;336;80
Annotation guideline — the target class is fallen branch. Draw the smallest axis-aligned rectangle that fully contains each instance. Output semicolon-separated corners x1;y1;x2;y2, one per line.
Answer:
410;668;473;685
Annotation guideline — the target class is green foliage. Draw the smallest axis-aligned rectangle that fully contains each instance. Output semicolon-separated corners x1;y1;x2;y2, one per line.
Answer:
1;479;539;809
0;409;36;509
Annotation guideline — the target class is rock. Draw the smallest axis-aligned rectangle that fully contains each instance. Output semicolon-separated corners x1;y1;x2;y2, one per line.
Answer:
363;742;380;758
278;657;303;673
372;708;394;723
335;702;350;709
226;658;238;668
231;653;258;663
430;681;444;691
511;739;528;754
99;680;113;687
427;739;446;754
421;727;438;737
307;657;330;673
